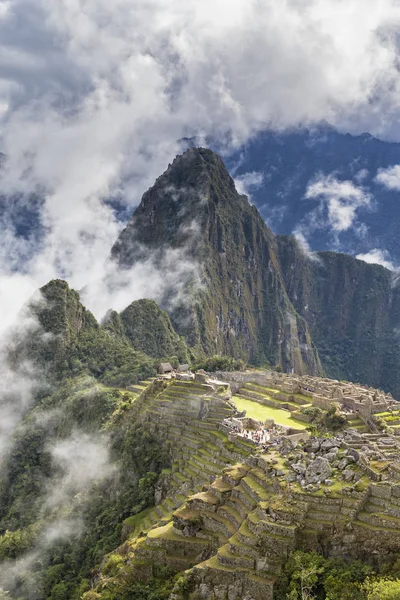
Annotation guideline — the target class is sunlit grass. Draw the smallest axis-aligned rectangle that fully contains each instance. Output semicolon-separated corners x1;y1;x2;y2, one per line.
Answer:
232;396;307;429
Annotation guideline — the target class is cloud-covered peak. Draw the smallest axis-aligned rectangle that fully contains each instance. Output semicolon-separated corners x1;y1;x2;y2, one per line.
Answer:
0;0;400;330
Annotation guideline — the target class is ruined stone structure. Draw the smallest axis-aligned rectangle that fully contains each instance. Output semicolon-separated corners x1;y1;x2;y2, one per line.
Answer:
87;372;400;600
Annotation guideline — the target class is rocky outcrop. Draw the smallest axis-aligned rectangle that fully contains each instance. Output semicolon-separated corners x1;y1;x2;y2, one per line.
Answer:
111;148;322;375
110;148;400;394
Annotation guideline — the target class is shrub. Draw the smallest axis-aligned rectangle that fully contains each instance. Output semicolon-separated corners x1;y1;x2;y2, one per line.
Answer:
363;577;400;600
192;355;245;372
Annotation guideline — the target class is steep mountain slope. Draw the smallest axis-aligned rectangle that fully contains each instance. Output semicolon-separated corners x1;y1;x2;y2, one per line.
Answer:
13;279;156;386
277;236;400;396
111;148;322;375
119;299;190;363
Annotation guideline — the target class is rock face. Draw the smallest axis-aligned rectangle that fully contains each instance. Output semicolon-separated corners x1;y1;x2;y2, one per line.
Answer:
111;147;400;393
277;236;400;395
111;148;322;374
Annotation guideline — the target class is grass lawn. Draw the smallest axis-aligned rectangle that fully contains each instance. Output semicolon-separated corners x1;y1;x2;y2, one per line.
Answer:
232;396;307;429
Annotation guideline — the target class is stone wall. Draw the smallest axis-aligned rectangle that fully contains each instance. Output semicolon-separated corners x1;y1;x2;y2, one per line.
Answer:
209;370;274;393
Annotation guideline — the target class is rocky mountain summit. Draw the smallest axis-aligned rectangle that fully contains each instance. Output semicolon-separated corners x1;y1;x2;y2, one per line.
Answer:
112;148;321;375
111;147;400;395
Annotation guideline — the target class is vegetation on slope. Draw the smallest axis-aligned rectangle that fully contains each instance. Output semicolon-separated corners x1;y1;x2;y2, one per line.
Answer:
16;279;157;386
275;550;400;600
0;377;170;600
119;299;190;363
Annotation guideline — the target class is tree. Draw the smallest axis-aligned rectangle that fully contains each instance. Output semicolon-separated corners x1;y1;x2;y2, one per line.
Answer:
286;552;325;600
363;578;400;600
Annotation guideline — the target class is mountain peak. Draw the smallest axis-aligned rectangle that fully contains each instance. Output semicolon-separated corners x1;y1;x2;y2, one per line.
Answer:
110;149;321;374
147;146;238;210
111;147;244;266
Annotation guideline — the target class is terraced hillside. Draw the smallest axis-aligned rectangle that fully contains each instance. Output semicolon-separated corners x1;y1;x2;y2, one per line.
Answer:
84;375;400;600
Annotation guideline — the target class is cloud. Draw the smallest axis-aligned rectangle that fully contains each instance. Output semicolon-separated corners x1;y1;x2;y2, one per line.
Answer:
0;410;117;596
356;248;397;271
234;171;264;200
354;168;369;183
292;230;321;262
45;430;116;510
293;174;373;249
305;175;372;232
262;204;288;231
376;164;400;190
0;296;47;461
0;0;399;330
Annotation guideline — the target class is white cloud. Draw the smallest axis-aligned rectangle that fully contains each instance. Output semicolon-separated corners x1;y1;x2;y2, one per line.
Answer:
46;431;116;509
0;1;10;19
234;171;264;200
354;168;369;183
293;174;373;249
305;175;372;232
0;0;399;329
376;164;400;190
356;248;397;271
292;230;321;262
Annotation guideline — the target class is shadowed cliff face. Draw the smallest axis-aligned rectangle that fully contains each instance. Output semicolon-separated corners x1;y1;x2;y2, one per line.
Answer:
111;148;322;375
277;236;400;396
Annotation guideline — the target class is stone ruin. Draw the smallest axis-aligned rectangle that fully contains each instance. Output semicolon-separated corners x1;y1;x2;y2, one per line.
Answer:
88;373;400;600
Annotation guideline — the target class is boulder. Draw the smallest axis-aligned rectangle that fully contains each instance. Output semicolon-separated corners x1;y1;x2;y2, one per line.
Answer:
306;439;321;453
291;463;306;475
338;458;348;470
279;438;295;456
325;448;339;462
343;469;355;482
306;457;332;483
321;438;340;451
348;448;360;462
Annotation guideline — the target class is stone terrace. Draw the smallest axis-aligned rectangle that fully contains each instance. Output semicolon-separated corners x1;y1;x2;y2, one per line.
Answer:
89;373;400;600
